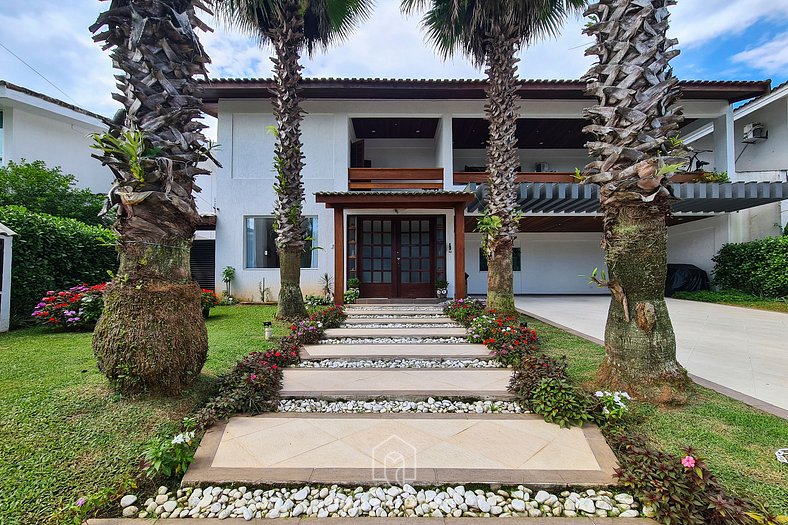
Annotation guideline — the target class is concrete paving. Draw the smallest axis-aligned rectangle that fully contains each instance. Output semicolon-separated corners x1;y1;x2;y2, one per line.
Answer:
515;295;788;414
280;368;513;399
301;343;491;360
343;317;455;325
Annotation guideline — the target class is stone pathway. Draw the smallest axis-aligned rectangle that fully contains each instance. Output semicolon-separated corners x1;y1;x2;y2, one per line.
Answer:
184;304;619;489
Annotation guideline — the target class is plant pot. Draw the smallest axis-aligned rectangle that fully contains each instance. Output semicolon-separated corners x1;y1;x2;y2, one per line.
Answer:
436;289;448;300
202;307;210;319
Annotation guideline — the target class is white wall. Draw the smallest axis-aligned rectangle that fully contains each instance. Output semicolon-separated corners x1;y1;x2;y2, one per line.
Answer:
465;231;608;295
362;138;437;168
667;215;729;275
734;98;788;174
454;148;591;173
4;106;111;193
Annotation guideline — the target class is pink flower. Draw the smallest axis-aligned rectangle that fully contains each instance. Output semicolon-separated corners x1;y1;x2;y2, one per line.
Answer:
76;497;86;507
249;373;257;381
681;455;696;468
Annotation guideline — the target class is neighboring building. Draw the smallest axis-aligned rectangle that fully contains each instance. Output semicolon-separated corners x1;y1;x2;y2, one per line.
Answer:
0;80;111;192
684;80;788;240
196;77;788;302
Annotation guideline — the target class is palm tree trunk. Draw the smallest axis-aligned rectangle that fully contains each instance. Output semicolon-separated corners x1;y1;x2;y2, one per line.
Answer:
484;34;520;315
269;0;307;320
90;0;212;395
598;206;687;400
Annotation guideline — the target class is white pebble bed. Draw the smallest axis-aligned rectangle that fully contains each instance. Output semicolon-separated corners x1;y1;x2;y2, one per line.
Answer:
297;358;500;369
346;306;444;311
347;314;445;319
121;484;644;520
278;398;526;414
343;322;459;329
320;336;467;345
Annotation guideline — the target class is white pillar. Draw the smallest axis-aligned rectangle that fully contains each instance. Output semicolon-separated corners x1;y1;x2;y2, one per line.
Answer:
0;231;14;332
713;106;736;179
438;114;454;189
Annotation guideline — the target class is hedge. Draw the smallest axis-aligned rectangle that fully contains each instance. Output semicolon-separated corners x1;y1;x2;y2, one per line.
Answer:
0;205;118;326
712;235;788;298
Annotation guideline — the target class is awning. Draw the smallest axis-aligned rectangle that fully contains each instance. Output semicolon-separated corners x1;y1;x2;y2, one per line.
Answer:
467;182;788;214
316;190;475;209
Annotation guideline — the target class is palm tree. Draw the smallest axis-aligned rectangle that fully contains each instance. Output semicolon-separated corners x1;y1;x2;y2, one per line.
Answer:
89;0;217;394
403;0;586;314
582;0;689;401
213;0;372;319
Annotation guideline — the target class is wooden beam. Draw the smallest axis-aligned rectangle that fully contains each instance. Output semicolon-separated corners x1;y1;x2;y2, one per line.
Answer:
348;168;444;181
454;203;466;299
333;207;344;306
316;193;474;208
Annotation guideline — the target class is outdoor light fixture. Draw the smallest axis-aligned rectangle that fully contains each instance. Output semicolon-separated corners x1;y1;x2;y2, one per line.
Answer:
264;321;273;340
520;321;529;329
448;242;452;253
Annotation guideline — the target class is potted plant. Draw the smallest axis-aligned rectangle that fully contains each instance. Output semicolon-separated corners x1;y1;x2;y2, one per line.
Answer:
201;289;219;318
436;279;449;300
345;277;361;304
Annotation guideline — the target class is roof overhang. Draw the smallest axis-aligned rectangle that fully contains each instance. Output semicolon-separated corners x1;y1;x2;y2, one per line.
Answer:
197;78;770;116
467;182;788;215
316;190;475;209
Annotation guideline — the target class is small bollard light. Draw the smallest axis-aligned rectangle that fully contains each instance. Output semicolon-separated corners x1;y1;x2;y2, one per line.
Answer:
520;321;529;329
264;321;273;340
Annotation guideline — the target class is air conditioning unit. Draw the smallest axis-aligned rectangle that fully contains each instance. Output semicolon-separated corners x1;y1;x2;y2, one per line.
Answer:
743;122;768;144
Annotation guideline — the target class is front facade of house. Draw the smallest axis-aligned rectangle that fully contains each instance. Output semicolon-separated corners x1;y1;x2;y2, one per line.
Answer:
199;78;787;302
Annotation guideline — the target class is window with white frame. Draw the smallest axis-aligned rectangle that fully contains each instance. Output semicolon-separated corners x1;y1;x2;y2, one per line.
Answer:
245;216;318;269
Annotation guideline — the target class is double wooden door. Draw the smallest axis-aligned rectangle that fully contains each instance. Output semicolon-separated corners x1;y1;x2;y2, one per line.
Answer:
358;217;435;298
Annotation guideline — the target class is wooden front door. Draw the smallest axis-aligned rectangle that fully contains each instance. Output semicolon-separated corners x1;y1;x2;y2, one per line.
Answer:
358;217;435;298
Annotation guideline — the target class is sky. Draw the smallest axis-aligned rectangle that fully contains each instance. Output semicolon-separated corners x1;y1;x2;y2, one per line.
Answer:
1;0;787;123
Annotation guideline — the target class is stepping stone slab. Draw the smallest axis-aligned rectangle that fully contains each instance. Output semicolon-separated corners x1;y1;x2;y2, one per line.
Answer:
323;327;467;338
346;309;445;316
301;343;491;360
280;368;512;399
343;317;455;325
182;413;619;487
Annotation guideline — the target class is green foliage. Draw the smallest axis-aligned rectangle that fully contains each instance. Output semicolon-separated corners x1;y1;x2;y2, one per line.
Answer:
142;419;198;479
699;171;730;183
530;378;592;428
476;211;503;253
0;160;107;226
658;161;689;178
444;297;486;326
672;290;788;314
610;431;774;525
0;205;117;326
346;277;361;289
508;352;569;407
305;294;332;306
592;390;632;425
90;128;159;182
343;288;360;304
221;266;236;283
58;477;137;525
712;236;788;297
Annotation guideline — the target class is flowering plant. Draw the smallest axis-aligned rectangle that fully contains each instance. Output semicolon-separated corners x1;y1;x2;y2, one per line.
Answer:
142;419;199;478
444;298;485;326
31;283;106;330
201;289;220;310
466;311;539;366
594;390;632;423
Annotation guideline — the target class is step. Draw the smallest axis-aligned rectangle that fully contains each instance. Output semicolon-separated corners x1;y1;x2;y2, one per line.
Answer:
280;368;511;399
301;343;491;360
343;316;455;325
182;413;619;487
324;327;467;339
345;310;447;318
90;519;657;525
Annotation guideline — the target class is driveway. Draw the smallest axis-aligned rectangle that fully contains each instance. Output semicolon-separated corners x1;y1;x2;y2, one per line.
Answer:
515;295;788;415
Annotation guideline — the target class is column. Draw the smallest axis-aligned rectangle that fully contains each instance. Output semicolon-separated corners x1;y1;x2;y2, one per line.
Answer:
454;203;467;298
333;207;344;305
713;106;736;179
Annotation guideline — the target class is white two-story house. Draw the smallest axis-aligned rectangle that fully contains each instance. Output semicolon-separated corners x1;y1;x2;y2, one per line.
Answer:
197;77;788;303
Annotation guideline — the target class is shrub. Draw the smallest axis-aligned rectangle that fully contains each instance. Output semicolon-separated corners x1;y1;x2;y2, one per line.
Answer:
313;305;347;329
508;352;568;406
344;288;360;304
444;298;485;326
610;432;765;525
0;160;108;226
530;378;593;428
592;390;632;424
712;236;788;297
465;311;539;366
305;294;331;306
0;205;117;326
31;283;106;329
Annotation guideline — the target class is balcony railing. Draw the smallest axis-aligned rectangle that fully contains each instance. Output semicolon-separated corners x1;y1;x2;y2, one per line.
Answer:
453;171;708;185
348;168;444;190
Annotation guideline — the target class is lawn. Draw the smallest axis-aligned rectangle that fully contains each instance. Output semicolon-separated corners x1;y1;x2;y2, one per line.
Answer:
672;290;788;314
526;316;788;515
0;305;288;525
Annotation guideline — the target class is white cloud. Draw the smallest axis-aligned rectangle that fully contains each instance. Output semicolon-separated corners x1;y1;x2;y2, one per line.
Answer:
732;31;788;73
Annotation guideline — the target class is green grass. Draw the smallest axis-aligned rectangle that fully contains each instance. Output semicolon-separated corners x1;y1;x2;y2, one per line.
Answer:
0;305;287;525
672;290;788;314
526;316;788;515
